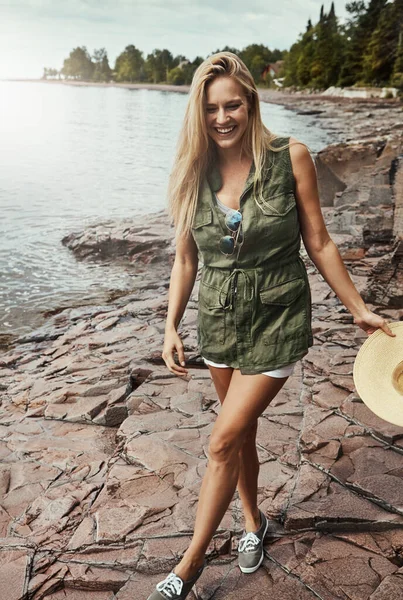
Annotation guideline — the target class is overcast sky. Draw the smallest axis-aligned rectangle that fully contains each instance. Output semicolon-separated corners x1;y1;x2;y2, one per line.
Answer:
0;0;350;79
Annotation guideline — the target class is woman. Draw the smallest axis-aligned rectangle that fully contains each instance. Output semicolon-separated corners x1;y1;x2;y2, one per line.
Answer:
147;52;395;600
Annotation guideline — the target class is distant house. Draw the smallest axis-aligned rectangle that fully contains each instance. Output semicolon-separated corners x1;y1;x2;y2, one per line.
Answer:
178;60;190;69
262;60;284;79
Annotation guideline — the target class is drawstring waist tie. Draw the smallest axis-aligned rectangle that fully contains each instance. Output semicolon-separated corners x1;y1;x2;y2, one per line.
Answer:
207;254;303;311
218;268;255;310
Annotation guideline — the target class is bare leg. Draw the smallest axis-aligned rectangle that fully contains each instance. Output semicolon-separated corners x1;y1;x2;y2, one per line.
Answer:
173;369;289;580
238;422;261;532
208;367;264;532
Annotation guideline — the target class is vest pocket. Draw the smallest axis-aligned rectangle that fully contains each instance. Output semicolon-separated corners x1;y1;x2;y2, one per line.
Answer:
259;276;305;305
257;276;307;345
197;281;226;347
192;208;213;229
256;191;295;216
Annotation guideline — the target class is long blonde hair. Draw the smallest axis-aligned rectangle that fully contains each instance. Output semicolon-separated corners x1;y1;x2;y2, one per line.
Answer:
167;51;290;240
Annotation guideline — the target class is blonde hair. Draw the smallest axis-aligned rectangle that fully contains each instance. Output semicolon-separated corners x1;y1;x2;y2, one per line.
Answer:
167;51;290;241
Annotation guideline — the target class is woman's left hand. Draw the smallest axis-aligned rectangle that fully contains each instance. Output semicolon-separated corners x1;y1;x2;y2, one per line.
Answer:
353;309;396;337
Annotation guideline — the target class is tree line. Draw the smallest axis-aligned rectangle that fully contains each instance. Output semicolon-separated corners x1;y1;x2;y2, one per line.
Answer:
284;0;403;90
43;0;403;91
43;44;282;87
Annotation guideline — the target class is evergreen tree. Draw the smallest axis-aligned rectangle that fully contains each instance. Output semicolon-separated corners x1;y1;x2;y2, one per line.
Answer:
392;22;403;88
310;5;343;88
192;56;205;69
283;39;303;86
296;25;316;86
283;5;344;89
391;0;403;88
362;1;399;84
338;2;366;86
339;0;387;85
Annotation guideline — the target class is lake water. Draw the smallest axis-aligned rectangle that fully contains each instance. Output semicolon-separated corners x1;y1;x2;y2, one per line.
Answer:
0;81;339;339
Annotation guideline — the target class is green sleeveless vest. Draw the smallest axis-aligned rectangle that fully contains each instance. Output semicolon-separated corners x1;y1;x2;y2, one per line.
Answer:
191;136;313;374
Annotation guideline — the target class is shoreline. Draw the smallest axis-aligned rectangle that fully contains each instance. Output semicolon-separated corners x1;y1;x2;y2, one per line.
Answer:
5;78;401;106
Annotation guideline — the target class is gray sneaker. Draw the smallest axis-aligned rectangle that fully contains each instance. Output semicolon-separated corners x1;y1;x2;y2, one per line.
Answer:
147;560;206;599
238;509;269;573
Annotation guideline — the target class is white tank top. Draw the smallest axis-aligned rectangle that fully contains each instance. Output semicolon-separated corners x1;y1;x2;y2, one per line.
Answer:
214;192;234;214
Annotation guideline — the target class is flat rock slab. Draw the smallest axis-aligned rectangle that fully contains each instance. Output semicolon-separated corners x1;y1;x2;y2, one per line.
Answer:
0;547;33;600
267;530;403;600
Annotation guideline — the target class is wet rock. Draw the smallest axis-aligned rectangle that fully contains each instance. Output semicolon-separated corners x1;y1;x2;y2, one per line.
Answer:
62;211;175;267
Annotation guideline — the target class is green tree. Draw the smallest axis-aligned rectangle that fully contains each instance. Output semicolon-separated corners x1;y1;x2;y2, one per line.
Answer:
361;0;403;85
392;23;403;89
192;56;204;69
311;5;344;88
338;1;366;86
114;45;145;82
283;4;344;89
249;54;269;84
339;0;388;85
181;56;204;85
167;66;186;85
296;26;316;86
210;45;241;56
283;40;302;86
92;48;112;82
240;44;281;84
144;49;174;83
176;58;202;85
270;48;285;63
62;46;94;80
206;45;285;86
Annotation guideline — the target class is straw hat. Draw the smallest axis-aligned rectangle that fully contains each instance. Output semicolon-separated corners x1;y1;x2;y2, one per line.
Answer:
353;321;403;426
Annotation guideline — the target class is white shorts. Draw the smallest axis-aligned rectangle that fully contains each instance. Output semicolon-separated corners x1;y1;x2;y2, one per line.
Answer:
202;356;297;378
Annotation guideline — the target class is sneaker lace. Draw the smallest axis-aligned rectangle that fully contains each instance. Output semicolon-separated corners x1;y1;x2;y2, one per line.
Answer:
238;531;260;553
156;572;183;598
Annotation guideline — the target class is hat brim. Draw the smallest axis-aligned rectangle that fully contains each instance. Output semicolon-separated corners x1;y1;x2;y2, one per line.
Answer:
353;322;403;427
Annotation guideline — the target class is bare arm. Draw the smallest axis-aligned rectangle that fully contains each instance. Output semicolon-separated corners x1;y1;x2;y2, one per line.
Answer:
289;136;395;337
162;230;199;375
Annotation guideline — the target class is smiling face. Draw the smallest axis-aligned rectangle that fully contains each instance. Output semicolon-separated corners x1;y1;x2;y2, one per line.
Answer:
204;75;250;154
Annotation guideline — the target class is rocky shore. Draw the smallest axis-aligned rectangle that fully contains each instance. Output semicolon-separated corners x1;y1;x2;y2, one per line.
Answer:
0;95;403;600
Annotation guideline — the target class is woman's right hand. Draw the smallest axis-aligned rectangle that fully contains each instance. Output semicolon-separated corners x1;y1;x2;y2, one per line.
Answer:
162;328;188;377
